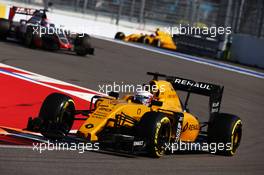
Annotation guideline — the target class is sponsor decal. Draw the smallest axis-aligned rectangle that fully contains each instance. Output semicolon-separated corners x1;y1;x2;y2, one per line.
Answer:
98;107;112;112
110;100;118;105
174;78;211;90
211;102;220;113
133;141;144;146
85;124;94;129
137;108;141;115
175;115;183;142
15;7;35;15
182;122;200;132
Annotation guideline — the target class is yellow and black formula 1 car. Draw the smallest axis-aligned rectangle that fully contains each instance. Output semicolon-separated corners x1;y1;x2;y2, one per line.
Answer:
27;72;242;157
114;29;177;50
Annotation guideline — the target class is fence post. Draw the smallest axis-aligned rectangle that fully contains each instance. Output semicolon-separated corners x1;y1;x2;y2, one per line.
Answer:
116;0;123;25
83;0;88;13
130;0;136;21
189;0;198;26
257;0;264;37
43;0;49;9
139;0;146;24
235;0;245;33
75;0;80;12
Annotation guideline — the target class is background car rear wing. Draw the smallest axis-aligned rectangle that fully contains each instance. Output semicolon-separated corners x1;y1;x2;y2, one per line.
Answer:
147;72;224;114
8;6;37;21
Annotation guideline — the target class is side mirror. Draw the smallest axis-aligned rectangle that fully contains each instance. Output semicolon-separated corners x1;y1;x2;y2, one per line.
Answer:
151;100;163;107
108;91;119;99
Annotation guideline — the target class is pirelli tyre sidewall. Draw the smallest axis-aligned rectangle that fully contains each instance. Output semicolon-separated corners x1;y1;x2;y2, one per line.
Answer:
208;113;242;156
114;32;125;40
0;18;10;40
39;93;75;139
143;36;150;44
153;38;161;48
74;34;93;56
137;112;172;158
24;26;36;48
137;35;145;43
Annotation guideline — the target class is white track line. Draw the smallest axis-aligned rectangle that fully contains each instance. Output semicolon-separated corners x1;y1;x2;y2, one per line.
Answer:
0;63;105;95
0;63;106;102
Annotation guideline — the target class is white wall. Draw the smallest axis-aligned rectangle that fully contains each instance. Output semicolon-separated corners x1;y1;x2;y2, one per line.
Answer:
231;34;264;68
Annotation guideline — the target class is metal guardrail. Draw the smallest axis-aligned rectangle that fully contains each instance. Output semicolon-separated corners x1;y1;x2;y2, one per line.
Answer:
14;0;264;38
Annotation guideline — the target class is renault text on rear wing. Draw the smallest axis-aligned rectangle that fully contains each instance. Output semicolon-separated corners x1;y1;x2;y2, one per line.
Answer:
147;72;224;114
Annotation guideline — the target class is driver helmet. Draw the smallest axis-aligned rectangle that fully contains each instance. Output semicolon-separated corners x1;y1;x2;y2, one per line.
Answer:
134;90;153;106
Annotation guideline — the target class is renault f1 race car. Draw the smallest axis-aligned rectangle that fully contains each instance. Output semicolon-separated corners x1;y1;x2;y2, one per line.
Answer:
0;6;94;56
114;29;177;50
27;72;242;158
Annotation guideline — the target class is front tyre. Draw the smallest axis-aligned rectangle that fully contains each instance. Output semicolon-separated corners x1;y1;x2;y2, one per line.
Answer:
24;26;36;48
74;34;94;56
137;112;172;158
114;32;125;40
208;113;242;156
38;93;75;139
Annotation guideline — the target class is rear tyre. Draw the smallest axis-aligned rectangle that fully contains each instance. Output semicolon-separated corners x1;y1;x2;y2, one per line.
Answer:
114;32;125;40
137;35;145;43
153;39;161;47
0;18;10;40
38;93;75;139
207;113;242;156
24;26;36;48
143;36;150;44
74;34;94;56
137;112;172;158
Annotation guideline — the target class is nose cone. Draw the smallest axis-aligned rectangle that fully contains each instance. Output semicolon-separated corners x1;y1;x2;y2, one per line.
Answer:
59;40;72;49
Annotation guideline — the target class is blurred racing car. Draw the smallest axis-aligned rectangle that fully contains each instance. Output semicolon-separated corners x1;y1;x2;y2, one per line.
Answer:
115;29;177;50
0;6;94;56
27;72;242;158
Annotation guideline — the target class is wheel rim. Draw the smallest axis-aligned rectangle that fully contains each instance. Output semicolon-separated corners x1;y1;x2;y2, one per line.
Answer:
58;100;75;135
154;117;171;156
157;40;161;47
231;120;242;155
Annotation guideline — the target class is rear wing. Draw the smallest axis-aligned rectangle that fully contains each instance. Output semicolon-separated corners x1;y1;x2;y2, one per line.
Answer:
8;6;47;21
8;6;36;21
147;72;224;114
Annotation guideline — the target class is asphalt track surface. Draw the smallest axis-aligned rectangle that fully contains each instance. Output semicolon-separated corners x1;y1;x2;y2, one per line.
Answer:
0;37;263;175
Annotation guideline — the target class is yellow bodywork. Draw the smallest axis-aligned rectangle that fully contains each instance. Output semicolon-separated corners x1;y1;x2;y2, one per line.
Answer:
122;29;176;50
0;3;7;19
78;80;199;142
124;33;144;42
181;112;200;142
144;30;177;50
78;99;151;141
